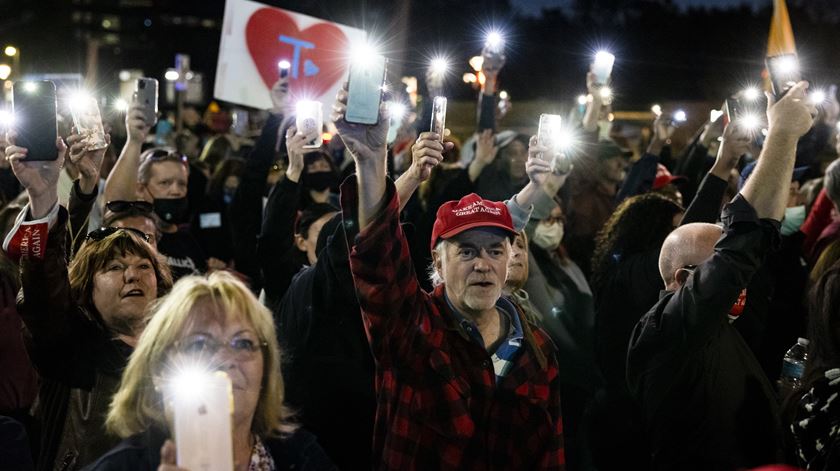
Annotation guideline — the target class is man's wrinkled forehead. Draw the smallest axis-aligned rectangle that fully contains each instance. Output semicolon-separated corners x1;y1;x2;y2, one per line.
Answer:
447;227;511;248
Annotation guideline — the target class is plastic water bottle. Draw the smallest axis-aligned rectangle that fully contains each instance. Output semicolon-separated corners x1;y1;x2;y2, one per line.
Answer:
778;337;809;398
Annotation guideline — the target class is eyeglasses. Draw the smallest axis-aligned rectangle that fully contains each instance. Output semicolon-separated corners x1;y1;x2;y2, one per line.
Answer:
143;149;189;165
173;333;267;362
86;226;152;243
106;200;154;214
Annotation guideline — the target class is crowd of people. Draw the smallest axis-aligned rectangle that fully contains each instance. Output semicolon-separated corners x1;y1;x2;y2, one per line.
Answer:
0;37;840;471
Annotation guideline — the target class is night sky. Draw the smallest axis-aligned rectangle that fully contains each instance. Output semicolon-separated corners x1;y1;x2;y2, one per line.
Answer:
516;0;772;16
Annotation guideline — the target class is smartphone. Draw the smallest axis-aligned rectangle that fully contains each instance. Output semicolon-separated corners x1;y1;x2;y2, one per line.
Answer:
724;98;741;127
12;81;58;161
135;78;159;127
345;55;387;125
69;96;108;151
592;52;615;86
430;96;447;137
296;100;323;149
278;60;291;79
537;113;567;173
169;371;234;471
766;54;801;99
231;109;249;136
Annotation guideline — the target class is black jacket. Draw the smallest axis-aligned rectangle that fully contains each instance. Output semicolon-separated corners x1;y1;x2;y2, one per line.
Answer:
627;195;784;470
82;427;336;471
276;213;376;470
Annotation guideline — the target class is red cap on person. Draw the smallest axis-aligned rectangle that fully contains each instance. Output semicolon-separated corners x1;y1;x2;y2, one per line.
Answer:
430;193;517;250
652;164;687;190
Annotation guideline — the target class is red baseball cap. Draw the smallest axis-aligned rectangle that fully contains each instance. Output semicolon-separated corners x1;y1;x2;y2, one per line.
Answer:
430;193;517;250
652;164;687;190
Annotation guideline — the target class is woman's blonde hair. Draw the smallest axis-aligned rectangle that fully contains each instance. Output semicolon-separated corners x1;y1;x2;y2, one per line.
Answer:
106;271;293;438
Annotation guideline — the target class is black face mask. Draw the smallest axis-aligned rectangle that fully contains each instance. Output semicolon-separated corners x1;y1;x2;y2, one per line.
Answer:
306;171;337;192
153;197;189;225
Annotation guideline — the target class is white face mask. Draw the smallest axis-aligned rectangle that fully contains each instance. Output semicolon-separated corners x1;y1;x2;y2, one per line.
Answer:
781;205;806;236
532;222;564;251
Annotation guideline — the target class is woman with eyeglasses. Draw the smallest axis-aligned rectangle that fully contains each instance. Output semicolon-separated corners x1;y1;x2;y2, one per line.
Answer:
3;129;173;469
86;272;335;471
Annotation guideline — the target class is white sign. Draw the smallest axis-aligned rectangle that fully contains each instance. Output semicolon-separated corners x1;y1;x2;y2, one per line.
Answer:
214;0;366;110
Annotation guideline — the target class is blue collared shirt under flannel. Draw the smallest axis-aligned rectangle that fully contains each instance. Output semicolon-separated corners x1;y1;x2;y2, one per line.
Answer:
445;294;525;380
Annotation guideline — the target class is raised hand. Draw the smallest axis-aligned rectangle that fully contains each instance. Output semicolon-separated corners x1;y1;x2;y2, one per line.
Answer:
5;131;66;216
468;130;498;182
527;135;571;192
407;132;453;182
284;125;319;183
66;128;110;194
125;101;150;145
711;121;752;180
157;439;188;471
767;81;817;141
330;82;389;166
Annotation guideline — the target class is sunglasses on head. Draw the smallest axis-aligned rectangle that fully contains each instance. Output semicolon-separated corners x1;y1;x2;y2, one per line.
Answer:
86;226;151;243
144;149;189;165
106;200;154;214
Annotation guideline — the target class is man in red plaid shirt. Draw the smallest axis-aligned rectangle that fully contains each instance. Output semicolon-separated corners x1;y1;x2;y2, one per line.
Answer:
331;84;565;470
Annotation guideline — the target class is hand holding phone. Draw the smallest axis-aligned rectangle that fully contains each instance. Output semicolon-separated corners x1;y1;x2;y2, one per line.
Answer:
69;96;108;151
296;101;323;149
430;97;447;139
134;78;159;127
537;114;570;173
766;54;801;99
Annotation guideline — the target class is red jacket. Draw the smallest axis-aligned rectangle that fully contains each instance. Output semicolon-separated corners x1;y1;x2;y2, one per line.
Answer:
341;179;565;470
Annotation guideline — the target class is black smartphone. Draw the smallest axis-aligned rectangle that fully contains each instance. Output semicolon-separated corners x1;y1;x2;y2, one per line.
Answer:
135;78;159;127
12;80;58;161
766;54;801;99
477;93;496;132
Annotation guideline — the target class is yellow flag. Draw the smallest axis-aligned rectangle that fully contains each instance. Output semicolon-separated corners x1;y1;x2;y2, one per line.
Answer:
767;0;797;56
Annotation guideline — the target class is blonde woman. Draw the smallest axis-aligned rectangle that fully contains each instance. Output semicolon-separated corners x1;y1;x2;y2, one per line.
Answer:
86;272;335;470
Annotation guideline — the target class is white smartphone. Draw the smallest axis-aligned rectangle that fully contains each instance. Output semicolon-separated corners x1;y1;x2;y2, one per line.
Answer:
592;51;615;85
345;55;387;125
169;371;234;471
296;100;323;149
430;96;447;137
537;113;567;173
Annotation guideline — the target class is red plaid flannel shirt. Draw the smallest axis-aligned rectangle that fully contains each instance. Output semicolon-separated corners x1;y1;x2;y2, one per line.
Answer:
341;179;565;470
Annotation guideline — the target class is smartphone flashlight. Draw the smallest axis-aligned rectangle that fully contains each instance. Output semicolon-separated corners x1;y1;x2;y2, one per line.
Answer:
22;82;38;93
599;87;612;100
672;109;687;124
810;90;826;105
592;51;615;84
430;58;448;77
0;109;13;128
388;102;407;122
740;113;761;131
651;104;662;117
577;95;588;106
278;59;291;79
485;31;504;53
742;87;761;102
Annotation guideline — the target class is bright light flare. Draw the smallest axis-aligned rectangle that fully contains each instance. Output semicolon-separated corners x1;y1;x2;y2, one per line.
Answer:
774;55;799;74
592;51;615;82
555;128;577;151
810;90;826;105
22;82;38;93
349;41;381;68
710;109;723;123
599;87;612;99
0;64;10;81
430;57;449;76
4;46;16;57
499;90;509;100
0;109;14;127
113;98;129;112
742;87;760;101
577;95;588;106
469;56;484;72
277;60;291;70
68;90;93;111
388;102;407;121
651;104;662;116
462;73;477;84
485;31;504;51
170;365;212;402
740;113;761;131
673;110;687;123
164;69;179;81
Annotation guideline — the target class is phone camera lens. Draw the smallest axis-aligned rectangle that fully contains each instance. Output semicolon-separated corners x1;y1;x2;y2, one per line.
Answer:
138;81;146;89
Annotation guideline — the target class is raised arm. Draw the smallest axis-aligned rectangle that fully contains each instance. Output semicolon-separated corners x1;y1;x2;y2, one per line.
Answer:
742;81;816;221
104;102;149;202
395;132;453;212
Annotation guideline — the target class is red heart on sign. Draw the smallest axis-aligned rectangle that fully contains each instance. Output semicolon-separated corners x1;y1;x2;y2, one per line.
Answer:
245;8;349;99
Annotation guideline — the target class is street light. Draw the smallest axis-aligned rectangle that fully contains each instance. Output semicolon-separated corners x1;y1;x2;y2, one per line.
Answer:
4;46;16;57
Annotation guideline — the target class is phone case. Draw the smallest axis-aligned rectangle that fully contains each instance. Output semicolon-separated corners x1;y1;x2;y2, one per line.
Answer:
170;371;234;471
430;97;447;137
70;97;108;151
296;101;323;149
12;80;58;161
135;78;159;127
537;114;566;173
345;57;387;125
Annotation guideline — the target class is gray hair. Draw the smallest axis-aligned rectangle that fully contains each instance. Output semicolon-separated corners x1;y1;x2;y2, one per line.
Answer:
825;159;840;207
428;242;446;287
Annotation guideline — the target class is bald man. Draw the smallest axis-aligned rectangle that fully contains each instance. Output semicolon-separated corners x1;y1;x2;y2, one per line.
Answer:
626;81;817;471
